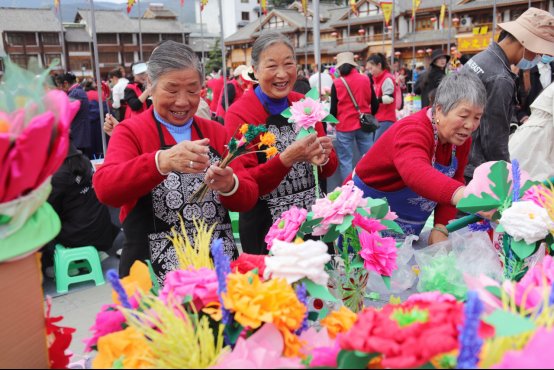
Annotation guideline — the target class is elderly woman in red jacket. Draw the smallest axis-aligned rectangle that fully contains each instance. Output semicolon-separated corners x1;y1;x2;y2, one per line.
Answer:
94;41;259;281
225;32;338;254
350;71;486;245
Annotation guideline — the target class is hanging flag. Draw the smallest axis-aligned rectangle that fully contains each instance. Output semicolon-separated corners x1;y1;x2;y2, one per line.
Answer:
439;2;446;27
412;0;421;19
301;0;308;15
380;0;393;26
180;0;185;7
54;0;60;11
259;0;268;15
201;0;208;11
350;0;359;16
127;0;136;14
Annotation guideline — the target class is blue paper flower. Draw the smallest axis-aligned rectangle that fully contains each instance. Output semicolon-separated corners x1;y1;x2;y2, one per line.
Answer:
512;159;521;203
457;291;484;369
468;220;493;232
211;239;232;326
295;282;309;335
106;269;132;309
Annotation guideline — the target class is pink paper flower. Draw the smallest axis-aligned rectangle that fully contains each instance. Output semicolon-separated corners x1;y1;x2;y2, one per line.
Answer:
211;324;304;369
84;304;127;352
298;327;339;368
405;291;457;304
312;182;368;236
359;230;398;277
352;214;387;234
159;268;219;310
265;207;308;250
464;161;531;202
289;97;328;131
522;185;551;207
384;208;399;221
514;255;554;310
492;328;554;369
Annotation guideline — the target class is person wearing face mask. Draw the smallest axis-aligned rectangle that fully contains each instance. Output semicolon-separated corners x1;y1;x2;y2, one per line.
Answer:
348;72;487;245
462;7;554;182
516;54;554;125
123;62;152;119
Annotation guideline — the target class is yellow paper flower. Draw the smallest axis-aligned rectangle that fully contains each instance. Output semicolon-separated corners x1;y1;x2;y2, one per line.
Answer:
239;123;249;135
265;146;278;159
320;306;358;339
222;272;306;332
112;261;152;306
259;132;276;147
92;327;153;369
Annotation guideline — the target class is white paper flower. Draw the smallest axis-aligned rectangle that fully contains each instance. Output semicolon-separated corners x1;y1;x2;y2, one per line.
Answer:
264;240;331;286
499;201;554;244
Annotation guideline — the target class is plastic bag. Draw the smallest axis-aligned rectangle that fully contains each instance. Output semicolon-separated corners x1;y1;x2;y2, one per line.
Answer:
414;229;503;300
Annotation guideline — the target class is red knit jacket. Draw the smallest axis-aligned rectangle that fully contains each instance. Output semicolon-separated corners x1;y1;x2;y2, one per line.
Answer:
351;108;469;226
225;89;338;195
93;107;259;223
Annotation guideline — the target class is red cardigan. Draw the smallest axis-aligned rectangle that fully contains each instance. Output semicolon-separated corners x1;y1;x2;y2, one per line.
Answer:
93;107;259;223
351;108;469;226
225;89;338;195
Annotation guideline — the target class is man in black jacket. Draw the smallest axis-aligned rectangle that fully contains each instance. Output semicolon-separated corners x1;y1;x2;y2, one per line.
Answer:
462;8;554;181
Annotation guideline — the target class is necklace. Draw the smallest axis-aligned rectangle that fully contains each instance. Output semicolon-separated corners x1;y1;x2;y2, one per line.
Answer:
431;114;456;165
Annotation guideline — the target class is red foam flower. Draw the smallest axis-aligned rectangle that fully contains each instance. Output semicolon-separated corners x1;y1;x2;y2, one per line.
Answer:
45;297;76;369
230;253;266;278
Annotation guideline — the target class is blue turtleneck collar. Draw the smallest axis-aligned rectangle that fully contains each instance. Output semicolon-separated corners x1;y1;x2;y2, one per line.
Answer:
154;110;193;143
254;86;289;116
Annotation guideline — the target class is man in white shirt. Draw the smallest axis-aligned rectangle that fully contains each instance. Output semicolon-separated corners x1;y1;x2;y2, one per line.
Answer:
109;68;129;121
309;66;334;94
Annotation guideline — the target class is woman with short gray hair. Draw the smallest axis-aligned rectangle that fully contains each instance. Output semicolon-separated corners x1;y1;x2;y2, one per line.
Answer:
351;71;487;245
225;32;338;254
94;41;259;281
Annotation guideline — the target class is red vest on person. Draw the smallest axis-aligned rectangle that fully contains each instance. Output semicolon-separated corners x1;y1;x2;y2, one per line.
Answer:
373;70;398;123
334;71;373;133
207;77;224;113
216;79;245;119
124;83;147;119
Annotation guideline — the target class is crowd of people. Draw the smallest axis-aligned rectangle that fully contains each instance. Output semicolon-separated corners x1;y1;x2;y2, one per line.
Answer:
40;7;554;281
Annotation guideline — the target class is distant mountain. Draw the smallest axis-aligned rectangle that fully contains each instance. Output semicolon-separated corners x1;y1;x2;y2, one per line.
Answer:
0;0;197;23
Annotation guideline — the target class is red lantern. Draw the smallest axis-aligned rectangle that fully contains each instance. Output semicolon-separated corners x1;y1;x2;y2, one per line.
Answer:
358;28;366;35
333;56;337;61
388;25;394;30
451;46;457;51
394;51;401;56
331;31;338;37
354;54;360;60
431;17;437;22
417;49;425;54
452;17;460;25
426;48;433;55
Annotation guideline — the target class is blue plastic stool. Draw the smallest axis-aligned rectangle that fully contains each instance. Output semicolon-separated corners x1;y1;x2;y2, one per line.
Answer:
53;244;105;294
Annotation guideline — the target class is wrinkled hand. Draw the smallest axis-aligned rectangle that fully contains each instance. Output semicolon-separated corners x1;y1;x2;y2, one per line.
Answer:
279;133;323;167
158;138;210;174
205;162;235;193
103;113;119;136
311;136;334;166
428;228;449;245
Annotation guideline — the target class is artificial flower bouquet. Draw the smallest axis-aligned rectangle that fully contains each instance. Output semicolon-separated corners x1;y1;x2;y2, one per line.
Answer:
0;59;79;260
189;123;278;202
456;160;554;281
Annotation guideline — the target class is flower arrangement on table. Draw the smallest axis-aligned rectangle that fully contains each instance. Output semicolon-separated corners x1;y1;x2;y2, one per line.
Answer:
189;123;278;202
456;160;554;281
281;88;338;198
265;181;403;312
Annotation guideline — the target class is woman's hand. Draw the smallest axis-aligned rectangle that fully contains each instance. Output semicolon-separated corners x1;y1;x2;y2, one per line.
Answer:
311;136;334;166
428;224;449;245
205;163;236;193
279;133;324;167
103;113;119;136
158;138;210;174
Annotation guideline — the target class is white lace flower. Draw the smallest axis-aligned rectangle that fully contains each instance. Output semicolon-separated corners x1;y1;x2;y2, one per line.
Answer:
264;240;331;286
499;201;554;244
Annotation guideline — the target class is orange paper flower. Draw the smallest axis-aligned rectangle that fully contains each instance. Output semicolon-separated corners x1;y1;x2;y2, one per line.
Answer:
279;326;305;358
222;272;306;332
112;261;153;306
259;132;277;147
265;146;278;159
239;123;249;135
92;327;153;369
320;306;358;339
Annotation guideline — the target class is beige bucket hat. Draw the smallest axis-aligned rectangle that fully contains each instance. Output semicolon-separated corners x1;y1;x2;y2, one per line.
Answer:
336;52;358;69
498;7;554;56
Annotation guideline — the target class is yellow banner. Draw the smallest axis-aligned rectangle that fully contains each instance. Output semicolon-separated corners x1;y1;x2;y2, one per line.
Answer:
412;0;421;19
439;3;446;27
260;0;267;14
301;0;308;15
381;0;393;26
201;0;208;11
457;33;498;53
127;0;135;13
350;0;359;16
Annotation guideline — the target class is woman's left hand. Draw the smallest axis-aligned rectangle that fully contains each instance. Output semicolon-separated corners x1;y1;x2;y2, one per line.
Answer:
205;164;235;193
311;136;334;166
428;224;449;245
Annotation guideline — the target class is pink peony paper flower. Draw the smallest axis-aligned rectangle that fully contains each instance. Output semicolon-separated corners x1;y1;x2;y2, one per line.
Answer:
159;268;219;310
514;255;554;310
84;304;127;352
359;230;398;277
492;328;554;369
265;207;308;250
289;97;328;131
312;182;368;236
352;214;387;234
523;185;551;207
298;327;338;368
464;161;531;202
211;324;304;369
406;291;457;304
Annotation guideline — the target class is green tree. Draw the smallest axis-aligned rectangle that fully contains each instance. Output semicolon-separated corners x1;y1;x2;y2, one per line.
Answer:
205;39;223;75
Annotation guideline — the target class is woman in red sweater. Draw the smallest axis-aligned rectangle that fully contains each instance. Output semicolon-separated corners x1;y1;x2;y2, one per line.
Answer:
351;72;486;245
93;41;259;282
225;32;338;254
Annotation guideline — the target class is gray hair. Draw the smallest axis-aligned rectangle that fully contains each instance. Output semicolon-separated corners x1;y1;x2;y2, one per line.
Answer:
433;71;487;115
251;32;296;69
147;40;204;87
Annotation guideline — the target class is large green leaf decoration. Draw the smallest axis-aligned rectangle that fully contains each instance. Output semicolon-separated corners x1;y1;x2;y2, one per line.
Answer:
510;239;537;260
305;87;320;100
303;278;338;302
367;198;389;219
322;224;341;243
381;219;404;235
296;126;316;140
337;350;378;369
489;161;512;202
484;309;536;337
323;113;339;124
281;107;292;119
356;207;370;218
457;192;502;214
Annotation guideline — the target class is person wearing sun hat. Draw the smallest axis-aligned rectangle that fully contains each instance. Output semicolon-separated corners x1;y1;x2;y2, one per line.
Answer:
123;61;151;119
414;49;450;108
462;7;554;182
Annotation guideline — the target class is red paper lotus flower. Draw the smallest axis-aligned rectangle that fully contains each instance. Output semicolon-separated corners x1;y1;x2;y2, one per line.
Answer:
230;253;266;278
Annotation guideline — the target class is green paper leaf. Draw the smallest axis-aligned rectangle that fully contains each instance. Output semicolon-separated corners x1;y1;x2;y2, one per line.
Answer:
322;224;341;243
112;356;125;369
301;217;323;230
182;295;193;305
337;215;355;234
485;286;503;299
520;180;539;197
0;214;11;225
418;362;437;369
318;307;329;321
145;260;160;296
323;113;339;124
303;278;338;302
511;239;537;260
337;350;378;369
489;161;512;202
381;275;391;290
356;207;370;218
366;198;389;219
484;309;536;337
224;321;244;346
457;192;502;214
381;220;404;234
495;223;505;233
350;256;365;269
296;128;313;140
306;88;320;100
281;107;292;118
308;311;319;321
